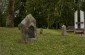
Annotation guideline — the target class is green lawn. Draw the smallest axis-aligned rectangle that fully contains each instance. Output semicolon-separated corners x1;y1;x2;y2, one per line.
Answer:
1;27;85;55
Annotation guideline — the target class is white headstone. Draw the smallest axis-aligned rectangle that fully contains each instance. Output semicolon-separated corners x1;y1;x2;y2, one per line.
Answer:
74;11;78;29
80;10;84;29
74;10;85;29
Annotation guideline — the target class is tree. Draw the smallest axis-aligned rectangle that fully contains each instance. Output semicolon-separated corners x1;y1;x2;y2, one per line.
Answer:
6;0;14;27
0;0;84;28
0;0;8;27
0;9;2;27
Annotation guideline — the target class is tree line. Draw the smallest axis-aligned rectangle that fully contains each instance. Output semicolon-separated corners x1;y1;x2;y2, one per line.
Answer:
0;0;85;29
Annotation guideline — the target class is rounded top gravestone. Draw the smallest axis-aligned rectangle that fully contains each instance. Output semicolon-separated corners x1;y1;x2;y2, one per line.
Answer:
61;25;67;36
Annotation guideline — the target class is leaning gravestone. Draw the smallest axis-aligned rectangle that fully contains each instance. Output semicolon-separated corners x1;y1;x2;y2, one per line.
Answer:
18;14;36;43
61;25;67;36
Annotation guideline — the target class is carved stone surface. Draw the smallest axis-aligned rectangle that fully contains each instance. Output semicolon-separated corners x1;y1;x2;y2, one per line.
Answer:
18;14;36;43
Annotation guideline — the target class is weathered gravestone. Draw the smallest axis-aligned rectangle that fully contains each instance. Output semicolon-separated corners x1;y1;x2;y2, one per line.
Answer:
18;14;36;43
40;28;43;34
61;25;67;36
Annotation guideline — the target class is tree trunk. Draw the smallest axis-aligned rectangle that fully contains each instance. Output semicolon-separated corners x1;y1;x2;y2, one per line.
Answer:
0;10;2;27
6;0;14;27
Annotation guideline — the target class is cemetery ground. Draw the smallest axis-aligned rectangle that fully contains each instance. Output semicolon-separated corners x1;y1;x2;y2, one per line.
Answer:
1;27;85;55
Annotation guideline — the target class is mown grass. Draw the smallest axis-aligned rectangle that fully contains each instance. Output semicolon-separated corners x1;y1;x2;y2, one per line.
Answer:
0;27;85;55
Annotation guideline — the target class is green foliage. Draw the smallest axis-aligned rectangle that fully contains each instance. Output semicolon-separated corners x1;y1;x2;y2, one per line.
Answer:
1;28;85;55
14;0;27;27
0;0;85;28
81;2;85;11
0;0;7;27
25;0;77;28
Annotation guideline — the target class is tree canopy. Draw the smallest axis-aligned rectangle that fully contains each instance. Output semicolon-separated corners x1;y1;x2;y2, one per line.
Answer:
0;0;85;29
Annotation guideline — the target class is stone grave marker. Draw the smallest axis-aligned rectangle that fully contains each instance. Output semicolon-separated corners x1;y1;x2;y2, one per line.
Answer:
61;25;67;36
18;14;36;43
40;28;43;34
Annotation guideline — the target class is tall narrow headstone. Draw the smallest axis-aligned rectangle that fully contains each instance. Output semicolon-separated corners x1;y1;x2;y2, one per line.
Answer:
80;10;84;29
74;10;84;30
74;11;78;29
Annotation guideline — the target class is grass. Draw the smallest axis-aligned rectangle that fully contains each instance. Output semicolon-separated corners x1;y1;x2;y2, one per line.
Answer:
0;27;85;55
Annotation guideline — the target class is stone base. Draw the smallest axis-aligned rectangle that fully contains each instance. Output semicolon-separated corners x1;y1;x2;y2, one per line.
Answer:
27;38;36;43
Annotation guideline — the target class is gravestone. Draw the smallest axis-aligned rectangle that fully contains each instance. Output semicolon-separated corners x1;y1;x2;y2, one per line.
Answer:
61;25;67;36
74;10;84;30
18;14;36;43
74;10;85;34
40;28;43;34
